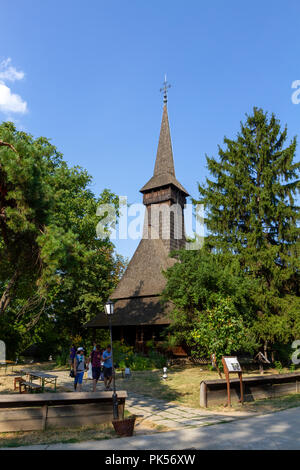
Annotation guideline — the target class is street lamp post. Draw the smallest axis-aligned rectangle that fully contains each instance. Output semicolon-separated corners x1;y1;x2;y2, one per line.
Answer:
104;299;119;420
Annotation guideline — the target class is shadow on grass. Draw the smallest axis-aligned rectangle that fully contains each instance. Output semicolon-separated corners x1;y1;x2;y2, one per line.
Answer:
0;424;116;448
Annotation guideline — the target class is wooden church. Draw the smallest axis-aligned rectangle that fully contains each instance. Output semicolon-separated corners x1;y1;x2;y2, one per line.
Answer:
86;89;189;351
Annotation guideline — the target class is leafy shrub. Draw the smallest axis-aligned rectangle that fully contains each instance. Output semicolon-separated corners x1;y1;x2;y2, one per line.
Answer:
148;350;166;369
112;340;166;371
274;360;283;373
55;349;69;366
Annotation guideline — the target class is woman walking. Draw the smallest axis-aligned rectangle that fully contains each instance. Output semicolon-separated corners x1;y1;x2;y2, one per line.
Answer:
73;347;86;392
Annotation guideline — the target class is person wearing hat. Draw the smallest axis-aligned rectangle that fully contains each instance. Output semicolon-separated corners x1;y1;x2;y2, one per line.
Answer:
73;347;86;391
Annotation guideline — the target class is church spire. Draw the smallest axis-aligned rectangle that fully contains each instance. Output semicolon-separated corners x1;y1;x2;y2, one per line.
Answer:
140;78;189;196
153;103;175;177
160;74;171;105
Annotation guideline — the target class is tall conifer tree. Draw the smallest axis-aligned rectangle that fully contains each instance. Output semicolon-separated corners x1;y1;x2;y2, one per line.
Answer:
198;108;300;345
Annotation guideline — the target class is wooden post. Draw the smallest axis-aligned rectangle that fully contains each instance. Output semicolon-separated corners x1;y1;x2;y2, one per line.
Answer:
222;357;231;407
199;382;207;407
225;370;231;407
222;356;243;407
42;404;48;431
135;327;139;350
141;326;144;353
239;371;244;404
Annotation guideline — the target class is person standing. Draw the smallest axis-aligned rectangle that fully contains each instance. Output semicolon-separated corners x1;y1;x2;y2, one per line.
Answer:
73;347;86;392
100;349;105;381
102;345;113;391
69;344;76;369
89;344;102;392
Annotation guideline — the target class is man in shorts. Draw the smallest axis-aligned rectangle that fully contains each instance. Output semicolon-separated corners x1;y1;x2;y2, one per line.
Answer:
102;345;113;390
89;344;102;392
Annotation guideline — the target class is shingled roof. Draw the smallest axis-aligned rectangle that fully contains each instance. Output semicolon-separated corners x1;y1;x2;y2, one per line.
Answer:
85;238;174;328
86;296;173;327
140;104;189;196
110;238;175;300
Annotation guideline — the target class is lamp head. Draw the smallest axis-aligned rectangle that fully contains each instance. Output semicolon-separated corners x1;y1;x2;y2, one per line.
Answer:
105;299;114;315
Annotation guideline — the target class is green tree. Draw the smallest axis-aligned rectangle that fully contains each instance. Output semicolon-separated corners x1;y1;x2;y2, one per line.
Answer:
0;122;124;357
190;296;257;363
197;108;300;347
162;250;258;358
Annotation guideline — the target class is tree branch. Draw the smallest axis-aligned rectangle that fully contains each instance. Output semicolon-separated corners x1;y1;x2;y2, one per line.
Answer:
0;269;19;315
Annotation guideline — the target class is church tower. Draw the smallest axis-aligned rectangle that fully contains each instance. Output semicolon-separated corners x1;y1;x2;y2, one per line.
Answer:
86;83;189;348
140;98;189;252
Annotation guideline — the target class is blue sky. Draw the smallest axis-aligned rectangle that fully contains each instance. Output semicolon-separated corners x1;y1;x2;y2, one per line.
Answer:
1;0;300;259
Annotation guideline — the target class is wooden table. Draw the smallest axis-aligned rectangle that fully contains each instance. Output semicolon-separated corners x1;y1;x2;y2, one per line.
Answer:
21;370;58;392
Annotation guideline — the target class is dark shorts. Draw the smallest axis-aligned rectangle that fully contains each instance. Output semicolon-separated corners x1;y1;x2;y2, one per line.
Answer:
92;366;101;381
103;366;112;378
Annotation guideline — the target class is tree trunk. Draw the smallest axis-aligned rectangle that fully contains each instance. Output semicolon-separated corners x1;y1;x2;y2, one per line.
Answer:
0;270;18;315
259;363;264;375
264;341;268;362
212;353;223;379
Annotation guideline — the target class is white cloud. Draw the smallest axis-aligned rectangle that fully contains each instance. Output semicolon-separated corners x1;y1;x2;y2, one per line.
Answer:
0;58;25;82
0;83;27;114
0;58;27;115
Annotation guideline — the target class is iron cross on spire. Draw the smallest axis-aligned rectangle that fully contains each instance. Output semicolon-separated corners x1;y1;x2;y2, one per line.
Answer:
160;74;171;105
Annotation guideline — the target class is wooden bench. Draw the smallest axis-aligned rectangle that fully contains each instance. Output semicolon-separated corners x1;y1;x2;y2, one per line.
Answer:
21;370;58;392
0;391;127;432
19;381;42;394
200;372;300;407
14;376;23;391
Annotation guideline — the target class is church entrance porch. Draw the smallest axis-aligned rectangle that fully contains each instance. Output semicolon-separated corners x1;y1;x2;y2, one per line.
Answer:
112;325;167;354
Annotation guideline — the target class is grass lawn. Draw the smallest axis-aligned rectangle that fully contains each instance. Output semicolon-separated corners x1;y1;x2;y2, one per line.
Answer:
0;423;115;448
116;366;216;407
227;392;300;414
115;365;299;409
0;409;169;448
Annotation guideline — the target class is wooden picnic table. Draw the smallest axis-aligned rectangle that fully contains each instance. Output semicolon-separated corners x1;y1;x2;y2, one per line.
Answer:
21;370;58;392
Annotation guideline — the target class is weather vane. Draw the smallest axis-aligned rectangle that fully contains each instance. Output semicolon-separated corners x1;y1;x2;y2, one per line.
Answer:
160;74;171;105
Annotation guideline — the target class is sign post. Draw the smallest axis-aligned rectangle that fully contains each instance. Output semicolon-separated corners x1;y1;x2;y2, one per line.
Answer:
221;356;243;407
